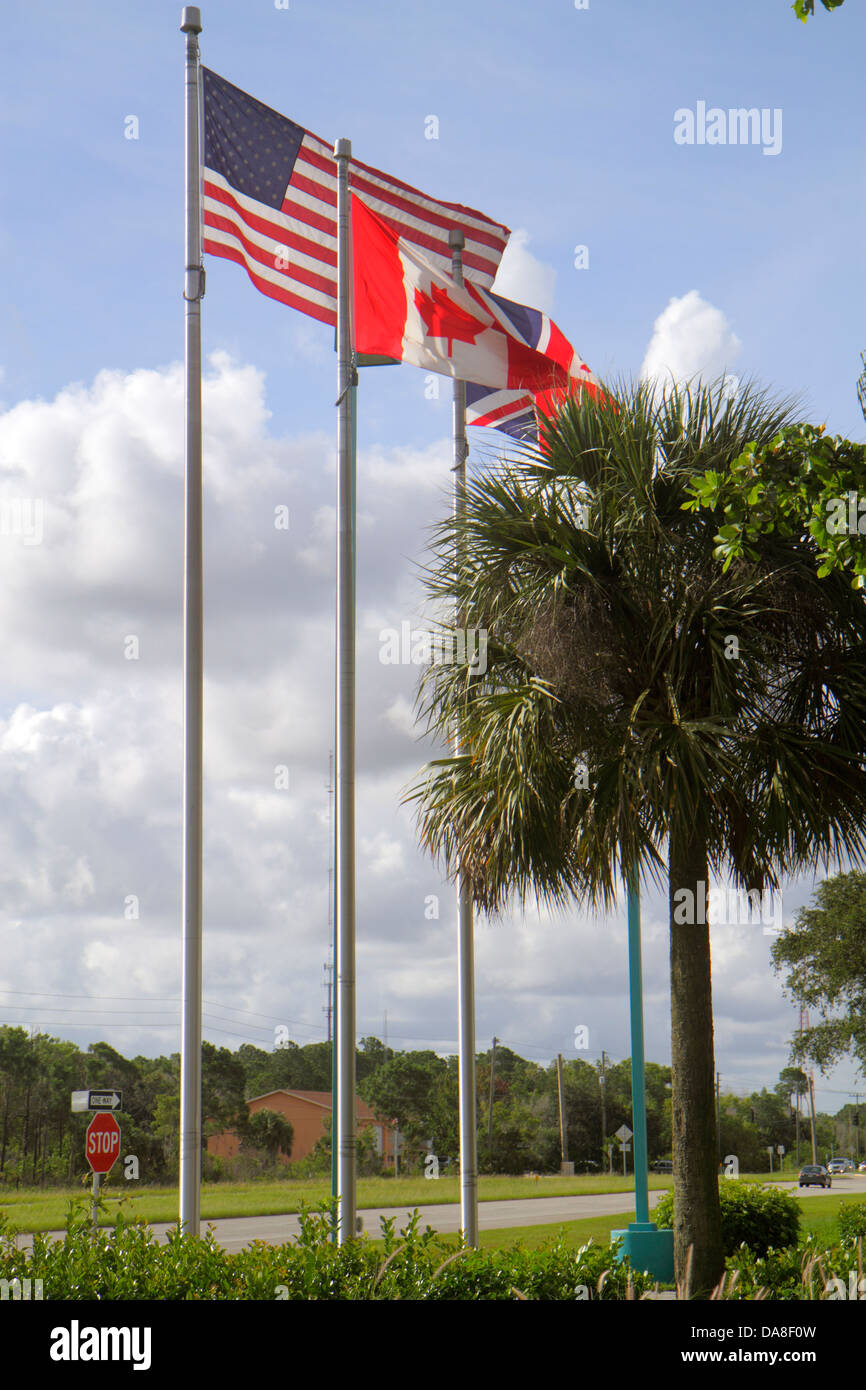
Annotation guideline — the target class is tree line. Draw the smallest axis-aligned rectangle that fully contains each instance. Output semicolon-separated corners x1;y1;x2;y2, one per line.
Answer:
0;1026;846;1188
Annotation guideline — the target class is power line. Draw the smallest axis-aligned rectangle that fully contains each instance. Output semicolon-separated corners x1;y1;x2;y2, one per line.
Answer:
0;1004;178;1017
0;988;327;1034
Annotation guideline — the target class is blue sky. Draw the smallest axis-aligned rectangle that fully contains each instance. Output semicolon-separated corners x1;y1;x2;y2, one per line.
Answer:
1;0;864;1128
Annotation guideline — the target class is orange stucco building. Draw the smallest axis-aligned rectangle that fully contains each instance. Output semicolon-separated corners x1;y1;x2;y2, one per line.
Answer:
208;1089;394;1166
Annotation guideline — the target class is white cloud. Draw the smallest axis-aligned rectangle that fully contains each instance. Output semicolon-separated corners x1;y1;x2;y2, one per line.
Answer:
0;354;850;1098
491;228;557;314
640;290;741;389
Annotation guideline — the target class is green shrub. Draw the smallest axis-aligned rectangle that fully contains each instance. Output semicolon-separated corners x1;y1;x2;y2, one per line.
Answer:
838;1201;866;1244
0;1200;653;1301
654;1179;800;1257
721;1234;866;1300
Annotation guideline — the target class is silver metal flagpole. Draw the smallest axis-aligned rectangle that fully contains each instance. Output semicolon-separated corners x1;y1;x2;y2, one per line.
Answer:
334;137;357;1244
179;4;204;1237
449;228;479;1248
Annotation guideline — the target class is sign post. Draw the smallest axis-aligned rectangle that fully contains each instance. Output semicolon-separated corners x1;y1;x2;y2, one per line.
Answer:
85;1112;121;1229
615;1123;633;1176
71;1090;122;1113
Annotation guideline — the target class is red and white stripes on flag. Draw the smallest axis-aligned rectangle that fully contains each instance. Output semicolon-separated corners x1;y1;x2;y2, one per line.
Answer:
201;68;511;327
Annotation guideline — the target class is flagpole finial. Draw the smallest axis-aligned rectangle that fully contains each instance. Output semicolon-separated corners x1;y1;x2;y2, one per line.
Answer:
448;228;465;251
181;6;202;32
334;138;351;159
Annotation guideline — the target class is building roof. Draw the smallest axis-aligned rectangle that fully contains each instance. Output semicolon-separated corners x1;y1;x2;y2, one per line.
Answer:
247;1089;380;1121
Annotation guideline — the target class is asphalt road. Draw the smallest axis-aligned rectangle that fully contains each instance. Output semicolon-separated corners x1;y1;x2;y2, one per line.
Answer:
16;1173;865;1254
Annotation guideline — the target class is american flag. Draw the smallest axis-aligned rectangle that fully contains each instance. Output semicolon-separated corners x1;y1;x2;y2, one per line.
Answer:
201;68;511;327
465;293;601;440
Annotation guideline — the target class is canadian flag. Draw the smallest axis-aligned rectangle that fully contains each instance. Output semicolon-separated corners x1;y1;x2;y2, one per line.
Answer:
352;196;601;408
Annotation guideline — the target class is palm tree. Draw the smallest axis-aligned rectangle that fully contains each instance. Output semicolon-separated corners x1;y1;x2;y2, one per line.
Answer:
407;377;866;1294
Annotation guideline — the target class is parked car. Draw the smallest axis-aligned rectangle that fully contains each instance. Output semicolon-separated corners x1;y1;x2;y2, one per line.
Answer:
799;1165;832;1188
827;1158;855;1174
650;1159;673;1174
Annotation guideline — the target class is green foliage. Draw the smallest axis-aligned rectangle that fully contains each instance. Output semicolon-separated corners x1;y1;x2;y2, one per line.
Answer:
720;1234;863;1300
837;1202;866;1243
240;1109;294;1162
5;1194;862;1301
0;1024;847;1189
359;1051;446;1146
684;423;866;586
771;872;866;1074
793;0;845;21
0;1200;653;1301
654;1179;800;1257
408;377;866;916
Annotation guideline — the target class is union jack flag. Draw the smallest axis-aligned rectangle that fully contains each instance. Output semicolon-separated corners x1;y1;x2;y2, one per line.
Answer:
465;294;600;439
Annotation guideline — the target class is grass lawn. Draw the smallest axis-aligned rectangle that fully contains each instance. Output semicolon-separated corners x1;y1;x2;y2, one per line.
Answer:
0;1172;676;1234
364;1192;859;1257
0;1170;814;1235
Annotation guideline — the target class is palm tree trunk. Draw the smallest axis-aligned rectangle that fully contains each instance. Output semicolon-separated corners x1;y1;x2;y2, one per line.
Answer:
669;823;724;1295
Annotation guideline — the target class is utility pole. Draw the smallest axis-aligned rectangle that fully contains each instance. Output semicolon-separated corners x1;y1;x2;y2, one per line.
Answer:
556;1054;568;1170
716;1072;721;1161
808;1074;818;1165
487;1037;498;1158
599;1050;608;1172
800;1005;818;1164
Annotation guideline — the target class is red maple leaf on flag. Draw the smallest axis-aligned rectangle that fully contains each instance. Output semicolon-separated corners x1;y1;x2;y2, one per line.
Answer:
414;284;488;356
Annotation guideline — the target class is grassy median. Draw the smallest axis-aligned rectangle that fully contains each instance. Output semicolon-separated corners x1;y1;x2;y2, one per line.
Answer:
0;1169;816;1235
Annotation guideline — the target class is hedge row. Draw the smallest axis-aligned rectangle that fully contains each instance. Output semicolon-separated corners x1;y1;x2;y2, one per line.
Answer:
0;1203;652;1301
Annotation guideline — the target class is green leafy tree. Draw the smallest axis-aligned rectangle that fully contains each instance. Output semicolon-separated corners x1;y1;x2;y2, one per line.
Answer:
776;1066;810;1104
684;424;866;587
201;1042;248;1139
793;0;845;20
425;1055;459;1163
239;1108;294;1162
359;1051;446;1148
560;1058;605;1167
152;1090;180;1170
408;378;866;1293
772;872;866;1073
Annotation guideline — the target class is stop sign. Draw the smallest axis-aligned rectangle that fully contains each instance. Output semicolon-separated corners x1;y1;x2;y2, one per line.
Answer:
85;1112;121;1174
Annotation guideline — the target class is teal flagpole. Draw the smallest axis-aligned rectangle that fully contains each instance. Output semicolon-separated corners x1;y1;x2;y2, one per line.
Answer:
612;865;674;1282
627;873;650;1226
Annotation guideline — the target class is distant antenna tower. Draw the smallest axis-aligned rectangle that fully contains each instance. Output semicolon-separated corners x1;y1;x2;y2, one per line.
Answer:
323;958;333;1043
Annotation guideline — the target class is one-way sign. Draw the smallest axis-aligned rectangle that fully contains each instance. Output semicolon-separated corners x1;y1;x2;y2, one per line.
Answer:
71;1090;123;1113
